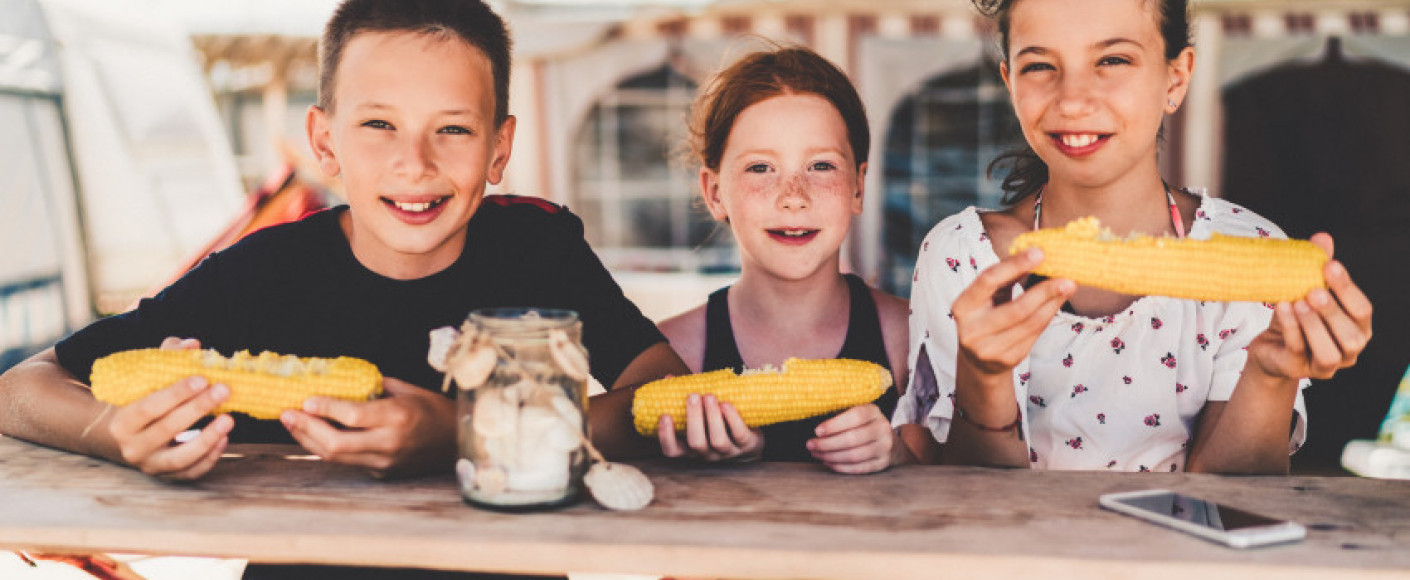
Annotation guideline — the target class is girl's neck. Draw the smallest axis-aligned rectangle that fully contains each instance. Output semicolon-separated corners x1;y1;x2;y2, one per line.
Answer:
730;267;851;342
1040;171;1175;238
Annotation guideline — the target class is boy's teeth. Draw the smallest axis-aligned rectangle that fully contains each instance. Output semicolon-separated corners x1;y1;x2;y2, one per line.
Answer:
781;229;810;237
395;201;433;212
1061;134;1099;147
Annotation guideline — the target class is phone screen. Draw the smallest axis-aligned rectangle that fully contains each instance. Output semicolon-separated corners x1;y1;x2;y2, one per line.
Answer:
1112;491;1285;531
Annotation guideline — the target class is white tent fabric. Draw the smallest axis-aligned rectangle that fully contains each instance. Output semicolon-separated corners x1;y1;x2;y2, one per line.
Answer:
0;0;244;366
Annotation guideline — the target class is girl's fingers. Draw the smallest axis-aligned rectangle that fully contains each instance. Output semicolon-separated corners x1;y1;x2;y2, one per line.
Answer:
1291;300;1342;375
658;415;685;457
682;394;710;455
702;395;737;452
719;403;756;449
953;249;1044;313
1324;260;1374;332
1306;288;1368;364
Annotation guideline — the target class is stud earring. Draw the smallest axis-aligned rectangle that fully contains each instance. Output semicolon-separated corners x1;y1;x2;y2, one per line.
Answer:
1167;99;1178;109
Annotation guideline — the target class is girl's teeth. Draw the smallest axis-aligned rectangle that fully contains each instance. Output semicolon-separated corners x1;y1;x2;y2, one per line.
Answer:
1061;134;1098;148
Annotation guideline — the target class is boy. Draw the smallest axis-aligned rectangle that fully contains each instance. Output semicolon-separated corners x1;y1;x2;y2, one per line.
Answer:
0;0;686;480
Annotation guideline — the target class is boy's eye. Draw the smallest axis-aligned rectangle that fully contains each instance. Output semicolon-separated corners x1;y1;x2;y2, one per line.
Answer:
361;120;393;130
439;125;473;135
744;163;771;174
810;161;837;172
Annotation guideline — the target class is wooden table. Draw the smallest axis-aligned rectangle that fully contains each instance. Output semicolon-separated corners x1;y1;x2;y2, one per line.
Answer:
2;435;1408;579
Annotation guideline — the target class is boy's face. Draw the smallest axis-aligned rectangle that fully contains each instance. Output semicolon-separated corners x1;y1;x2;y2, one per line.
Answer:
307;30;514;279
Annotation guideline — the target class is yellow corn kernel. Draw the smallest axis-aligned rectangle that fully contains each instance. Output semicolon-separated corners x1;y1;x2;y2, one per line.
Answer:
1010;216;1327;303
91;349;383;420
632;358;892;436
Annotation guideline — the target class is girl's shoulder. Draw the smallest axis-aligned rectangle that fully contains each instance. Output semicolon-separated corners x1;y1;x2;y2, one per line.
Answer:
919;206;1001;257
657;303;707;374
1187;193;1289;240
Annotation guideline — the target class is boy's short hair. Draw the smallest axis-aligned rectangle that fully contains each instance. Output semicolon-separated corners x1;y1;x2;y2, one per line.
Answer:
319;0;513;125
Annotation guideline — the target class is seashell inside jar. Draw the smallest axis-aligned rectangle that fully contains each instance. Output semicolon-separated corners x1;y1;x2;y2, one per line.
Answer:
441;308;589;509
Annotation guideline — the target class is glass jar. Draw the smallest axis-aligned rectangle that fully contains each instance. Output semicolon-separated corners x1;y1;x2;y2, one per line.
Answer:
455;308;588;509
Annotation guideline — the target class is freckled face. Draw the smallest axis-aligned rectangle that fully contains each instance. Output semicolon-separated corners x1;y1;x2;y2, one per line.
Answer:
701;94;865;282
306;30;514;279
1001;0;1190;189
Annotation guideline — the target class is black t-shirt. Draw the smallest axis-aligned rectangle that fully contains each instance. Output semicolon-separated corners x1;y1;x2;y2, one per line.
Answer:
56;195;664;443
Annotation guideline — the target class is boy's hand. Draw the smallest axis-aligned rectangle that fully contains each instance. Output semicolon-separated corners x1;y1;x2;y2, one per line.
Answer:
807;404;894;474
281;377;456;478
107;337;233;480
1247;233;1373;383
658;393;763;462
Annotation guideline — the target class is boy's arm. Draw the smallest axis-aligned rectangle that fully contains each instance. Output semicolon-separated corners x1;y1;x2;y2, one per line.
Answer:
0;346;233;479
588;341;689;460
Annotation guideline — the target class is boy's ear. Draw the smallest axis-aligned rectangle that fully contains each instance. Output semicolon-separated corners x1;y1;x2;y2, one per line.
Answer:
486;116;517;185
306;105;341;177
700;168;727;221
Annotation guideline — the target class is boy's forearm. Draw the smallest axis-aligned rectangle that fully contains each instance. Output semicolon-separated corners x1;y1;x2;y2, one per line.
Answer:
0;348;122;464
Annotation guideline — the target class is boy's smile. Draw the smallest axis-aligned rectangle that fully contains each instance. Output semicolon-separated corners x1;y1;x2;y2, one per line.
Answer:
307;30;515;280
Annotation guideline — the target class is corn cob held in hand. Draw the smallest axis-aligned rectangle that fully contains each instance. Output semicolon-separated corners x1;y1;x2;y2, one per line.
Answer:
91;348;383;420
1009;216;1327;303
632;358;891;436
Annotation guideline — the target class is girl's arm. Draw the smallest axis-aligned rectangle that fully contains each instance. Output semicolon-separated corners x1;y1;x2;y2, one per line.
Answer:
1187;234;1372;474
945;249;1075;468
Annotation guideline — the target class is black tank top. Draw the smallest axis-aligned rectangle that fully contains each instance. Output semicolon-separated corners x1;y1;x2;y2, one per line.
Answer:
701;273;899;462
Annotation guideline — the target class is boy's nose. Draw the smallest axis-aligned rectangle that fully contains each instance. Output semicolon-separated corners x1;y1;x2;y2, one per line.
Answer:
394;136;437;180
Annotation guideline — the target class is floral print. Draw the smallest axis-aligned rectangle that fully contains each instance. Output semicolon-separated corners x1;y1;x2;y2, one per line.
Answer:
893;195;1310;472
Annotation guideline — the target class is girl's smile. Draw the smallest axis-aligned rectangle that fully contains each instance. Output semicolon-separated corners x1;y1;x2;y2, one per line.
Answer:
1049;132;1112;157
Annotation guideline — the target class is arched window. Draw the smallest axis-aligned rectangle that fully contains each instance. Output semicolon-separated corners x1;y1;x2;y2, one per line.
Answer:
880;61;1019;294
573;63;736;273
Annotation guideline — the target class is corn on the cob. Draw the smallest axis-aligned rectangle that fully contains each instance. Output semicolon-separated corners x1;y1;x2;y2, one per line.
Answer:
91;348;383;420
1009;216;1327;303
632;358;891;436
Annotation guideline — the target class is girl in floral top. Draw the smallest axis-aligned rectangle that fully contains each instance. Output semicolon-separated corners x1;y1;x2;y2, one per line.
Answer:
894;0;1373;473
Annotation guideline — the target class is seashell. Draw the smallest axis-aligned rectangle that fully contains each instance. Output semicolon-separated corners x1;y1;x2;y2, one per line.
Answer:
451;342;498;390
548;329;590;381
475;465;508;496
472;389;518;438
584;462;654;511
427;326;461;372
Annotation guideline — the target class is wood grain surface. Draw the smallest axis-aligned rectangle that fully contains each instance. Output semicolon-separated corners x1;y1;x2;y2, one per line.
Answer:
2;436;1408;579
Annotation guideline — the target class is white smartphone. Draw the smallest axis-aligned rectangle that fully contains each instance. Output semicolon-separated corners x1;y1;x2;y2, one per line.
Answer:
1099;489;1306;548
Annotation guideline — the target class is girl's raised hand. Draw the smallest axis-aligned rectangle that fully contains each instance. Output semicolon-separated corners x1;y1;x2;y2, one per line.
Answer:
657;393;763;462
953;248;1076;380
1247;233;1373;382
808;403;894;474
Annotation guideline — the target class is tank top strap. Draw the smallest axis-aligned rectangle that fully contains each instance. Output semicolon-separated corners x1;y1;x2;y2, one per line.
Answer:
701;285;746;373
838;274;891;370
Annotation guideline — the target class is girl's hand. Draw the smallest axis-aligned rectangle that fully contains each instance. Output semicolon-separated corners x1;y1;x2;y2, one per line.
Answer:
107;337;234;480
953;249;1075;384
808;404;894;474
1247;233;1372;382
658;393;764;462
281;378;457;478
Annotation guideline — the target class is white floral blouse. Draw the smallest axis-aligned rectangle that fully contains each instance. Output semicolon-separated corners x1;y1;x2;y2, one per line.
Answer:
894;195;1309;471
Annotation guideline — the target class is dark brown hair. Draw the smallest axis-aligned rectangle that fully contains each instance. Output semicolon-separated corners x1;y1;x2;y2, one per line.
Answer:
318;0;512;125
975;0;1191;204
688;46;869;172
